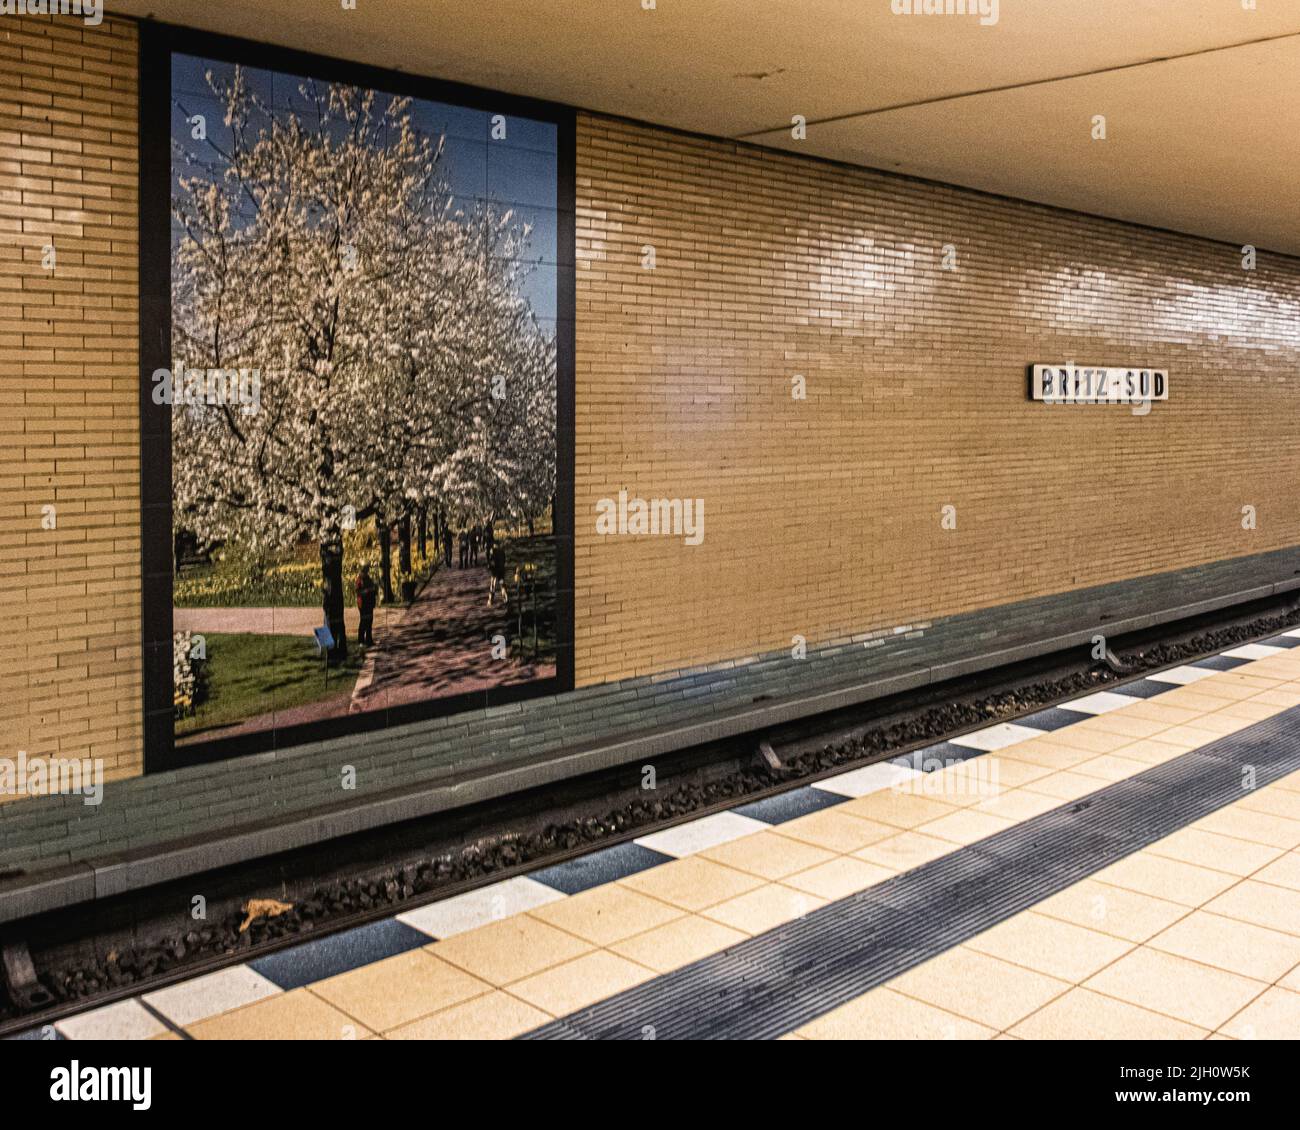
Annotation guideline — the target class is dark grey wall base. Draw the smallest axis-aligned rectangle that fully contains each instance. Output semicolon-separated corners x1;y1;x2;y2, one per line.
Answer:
2;546;1299;925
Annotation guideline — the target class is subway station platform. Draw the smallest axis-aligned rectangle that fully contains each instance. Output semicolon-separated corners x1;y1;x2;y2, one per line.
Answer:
22;631;1300;1041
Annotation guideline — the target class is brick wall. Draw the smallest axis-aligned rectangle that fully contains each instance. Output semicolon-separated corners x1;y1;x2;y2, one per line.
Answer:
0;13;140;797
573;113;1300;686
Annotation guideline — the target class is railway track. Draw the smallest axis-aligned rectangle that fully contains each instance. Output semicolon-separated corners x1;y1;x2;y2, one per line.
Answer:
4;590;1300;1038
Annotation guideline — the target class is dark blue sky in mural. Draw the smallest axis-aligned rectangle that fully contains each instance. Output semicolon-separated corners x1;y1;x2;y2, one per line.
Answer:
170;53;558;329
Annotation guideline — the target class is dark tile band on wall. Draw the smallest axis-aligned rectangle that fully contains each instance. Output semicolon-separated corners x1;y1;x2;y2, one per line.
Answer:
137;21;578;773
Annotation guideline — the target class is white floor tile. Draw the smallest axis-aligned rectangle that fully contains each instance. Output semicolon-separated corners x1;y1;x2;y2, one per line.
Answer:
1063;690;1140;715
949;722;1045;751
634;811;768;858
142;964;280;1028
813;760;922;798
56;998;166;1041
1147;665;1216;685
1222;644;1286;660
396;876;565;939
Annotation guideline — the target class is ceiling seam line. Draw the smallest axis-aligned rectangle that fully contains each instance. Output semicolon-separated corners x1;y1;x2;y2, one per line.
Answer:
732;27;1300;140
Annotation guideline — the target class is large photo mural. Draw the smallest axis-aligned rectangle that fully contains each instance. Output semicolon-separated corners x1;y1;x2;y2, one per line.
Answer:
164;52;561;748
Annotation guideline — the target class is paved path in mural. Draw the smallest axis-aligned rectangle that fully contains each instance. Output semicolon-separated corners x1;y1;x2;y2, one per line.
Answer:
349;564;552;713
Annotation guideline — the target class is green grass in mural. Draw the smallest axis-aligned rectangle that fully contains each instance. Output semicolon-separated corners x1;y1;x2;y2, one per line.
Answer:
175;632;363;740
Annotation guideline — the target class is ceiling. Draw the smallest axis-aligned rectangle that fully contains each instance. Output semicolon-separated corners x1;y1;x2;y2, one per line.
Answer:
108;0;1300;256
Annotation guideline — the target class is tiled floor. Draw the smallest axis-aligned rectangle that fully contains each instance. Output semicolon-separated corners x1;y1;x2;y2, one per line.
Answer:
26;632;1300;1041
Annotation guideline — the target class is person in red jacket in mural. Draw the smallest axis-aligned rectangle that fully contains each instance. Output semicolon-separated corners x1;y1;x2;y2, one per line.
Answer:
355;564;378;647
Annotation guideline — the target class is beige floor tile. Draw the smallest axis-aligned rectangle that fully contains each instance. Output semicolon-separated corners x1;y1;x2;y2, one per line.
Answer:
797;986;995;1040
1035;878;1190;942
782;856;894;899
427;913;593;986
1071;754;1158;783
1146;910;1300;981
1083;948;1266;1030
1271;768;1300;793
1144;827;1282;877
1009;987;1208;1040
854;830;957;873
1180;714;1252;737
1082;713;1172;740
968;787;1064;823
1218;987;1300;1040
1091;852;1238;906
920;807;1017;846
385;990;551;1040
900;762;993;806
1243;690;1300;710
190;987;372;1040
619;855;764;911
837;790;958;829
1117;702;1205;725
1113;738;1194;766
1156;724;1233;747
1156;689;1243;712
964;911;1133;982
703;883;826;935
610;914;748;972
1203;880;1300;936
992;739;1097;770
1252;851;1300;893
1278;964;1300;993
776;809;898;853
1041;727;1135;755
1237;787;1300;822
888;947;1069;1030
699;830;836;880
1191;806;1300;849
1214;700;1288;723
1020;770;1111;802
507;951;655;1017
310;950;489;1032
528;883;683;946
974;756;1053;789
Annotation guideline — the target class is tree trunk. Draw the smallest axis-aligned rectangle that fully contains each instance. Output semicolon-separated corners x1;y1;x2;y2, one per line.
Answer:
320;537;348;665
377;518;395;604
399;512;414;603
418;506;427;558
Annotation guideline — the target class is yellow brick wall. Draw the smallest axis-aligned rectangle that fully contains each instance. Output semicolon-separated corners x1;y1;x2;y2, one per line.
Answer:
573;113;1300;685
0;13;140;793
4;26;1300;789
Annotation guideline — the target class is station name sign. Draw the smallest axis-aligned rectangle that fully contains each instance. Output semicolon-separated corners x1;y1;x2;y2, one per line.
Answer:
1030;364;1168;403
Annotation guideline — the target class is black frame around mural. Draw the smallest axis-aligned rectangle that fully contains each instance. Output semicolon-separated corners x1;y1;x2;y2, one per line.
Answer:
138;21;577;773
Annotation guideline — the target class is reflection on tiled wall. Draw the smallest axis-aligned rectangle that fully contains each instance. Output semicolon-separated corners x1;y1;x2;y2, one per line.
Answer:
573;114;1300;685
1;15;142;793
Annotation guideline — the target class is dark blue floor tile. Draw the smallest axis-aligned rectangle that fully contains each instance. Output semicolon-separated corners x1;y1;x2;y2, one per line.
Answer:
891;741;984;772
1017;706;1091;732
1112;677;1176;699
1193;655;1250;671
1261;634;1300;649
249;918;429;990
733;786;846;824
529;841;671;895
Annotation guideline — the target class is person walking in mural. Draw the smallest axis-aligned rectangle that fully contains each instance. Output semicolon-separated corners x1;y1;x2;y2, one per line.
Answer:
355;564;379;646
488;541;507;606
